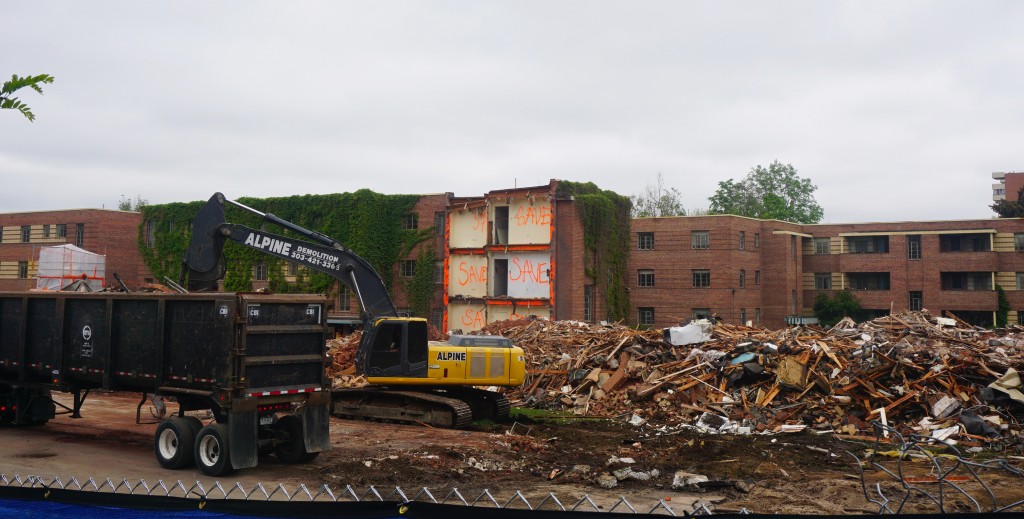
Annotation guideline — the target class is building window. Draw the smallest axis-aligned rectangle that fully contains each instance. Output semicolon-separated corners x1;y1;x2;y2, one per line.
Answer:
339;285;351;311
755;308;761;323
692;308;711;320
754;233;760;248
739;269;746;288
287;262;298;276
400;260;416;277
940;234;990;252
692;269;710;288
255;262;268;281
434;211;446;236
814;273;832;290
638;232;654;250
18;261;28;279
1016;233;1024;252
432;308;444;329
638;269;655;288
396;308;413;318
402;213;419;230
1018;272;1024;290
941;272;992;291
494;206;510;245
908;235;922;260
638;307;655;326
791;236;796;256
144;220;156;247
691;231;710;250
20;225;30;243
739;231;745;250
814;238;830;255
909;291;923;311
43;224;51;238
848;236;889;254
584;285;594;322
996;188;1006;196
75;223;85;247
848;272;891;290
754;270;761;285
740;308;747;324
434;261;444;284
56;224;67;238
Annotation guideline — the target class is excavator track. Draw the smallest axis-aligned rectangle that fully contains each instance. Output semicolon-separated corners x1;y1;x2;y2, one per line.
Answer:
330;388;473;429
433;387;511;422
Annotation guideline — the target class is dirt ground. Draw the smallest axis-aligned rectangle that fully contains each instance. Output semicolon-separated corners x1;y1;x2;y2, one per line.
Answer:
2;392;1024;514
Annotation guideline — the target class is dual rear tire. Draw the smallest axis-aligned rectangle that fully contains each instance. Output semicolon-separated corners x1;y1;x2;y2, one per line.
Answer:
154;417;233;476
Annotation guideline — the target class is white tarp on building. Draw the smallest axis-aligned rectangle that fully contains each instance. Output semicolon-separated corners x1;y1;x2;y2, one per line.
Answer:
35;244;106;291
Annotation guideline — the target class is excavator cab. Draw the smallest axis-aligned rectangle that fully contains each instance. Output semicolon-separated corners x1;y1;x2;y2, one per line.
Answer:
362;318;428;378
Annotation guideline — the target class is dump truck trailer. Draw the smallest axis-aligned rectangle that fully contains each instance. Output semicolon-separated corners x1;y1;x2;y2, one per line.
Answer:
0;291;331;476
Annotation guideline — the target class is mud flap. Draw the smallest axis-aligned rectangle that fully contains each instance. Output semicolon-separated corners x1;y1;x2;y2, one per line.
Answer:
228;408;258;470
302;392;331;453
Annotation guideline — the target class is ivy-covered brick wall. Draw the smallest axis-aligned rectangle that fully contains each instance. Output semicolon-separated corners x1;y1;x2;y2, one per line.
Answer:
138;190;436;314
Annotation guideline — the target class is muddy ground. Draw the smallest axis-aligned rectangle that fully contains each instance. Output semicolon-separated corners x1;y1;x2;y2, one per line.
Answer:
2;392;1024;514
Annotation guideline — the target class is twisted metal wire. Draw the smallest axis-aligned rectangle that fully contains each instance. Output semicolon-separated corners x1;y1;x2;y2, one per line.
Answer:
846;420;1024;514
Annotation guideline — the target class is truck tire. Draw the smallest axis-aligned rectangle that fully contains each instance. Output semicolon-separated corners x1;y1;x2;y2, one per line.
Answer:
154;417;197;469
273;415;318;463
194;423;233;476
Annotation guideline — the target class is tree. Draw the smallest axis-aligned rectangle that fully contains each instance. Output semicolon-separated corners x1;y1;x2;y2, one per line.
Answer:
1;74;55;122
991;187;1024;218
813;290;862;327
708;161;824;223
631;173;686;218
118;195;149;211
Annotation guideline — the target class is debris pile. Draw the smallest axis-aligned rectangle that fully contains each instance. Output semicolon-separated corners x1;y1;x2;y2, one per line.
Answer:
326;324;448;388
478;312;1024;445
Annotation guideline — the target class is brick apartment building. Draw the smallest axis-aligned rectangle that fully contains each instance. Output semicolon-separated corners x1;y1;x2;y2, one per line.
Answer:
630;215;1024;329
0;209;151;291
443;180;592;332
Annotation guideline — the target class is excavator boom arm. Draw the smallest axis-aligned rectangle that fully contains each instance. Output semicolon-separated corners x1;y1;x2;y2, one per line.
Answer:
181;193;397;319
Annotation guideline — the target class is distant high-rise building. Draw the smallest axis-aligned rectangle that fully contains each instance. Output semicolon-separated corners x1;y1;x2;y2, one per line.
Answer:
993;172;1024;202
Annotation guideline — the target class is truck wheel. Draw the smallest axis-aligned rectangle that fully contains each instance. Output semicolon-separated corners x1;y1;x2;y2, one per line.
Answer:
195;423;233;476
273;415;318;463
154;417;196;469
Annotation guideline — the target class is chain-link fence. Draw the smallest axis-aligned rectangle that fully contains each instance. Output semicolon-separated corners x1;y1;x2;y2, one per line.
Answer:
1;473;729;516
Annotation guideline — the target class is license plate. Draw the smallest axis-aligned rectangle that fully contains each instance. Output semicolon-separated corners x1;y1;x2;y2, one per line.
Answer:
259;415;274;426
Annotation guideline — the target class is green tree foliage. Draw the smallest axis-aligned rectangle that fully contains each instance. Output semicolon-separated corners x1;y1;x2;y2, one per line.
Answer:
813;290;862;327
997;284;1011;328
991;187;1024;218
1;74;55;122
556;181;632;323
117;195;149;211
708;161;824;223
631;173;686;218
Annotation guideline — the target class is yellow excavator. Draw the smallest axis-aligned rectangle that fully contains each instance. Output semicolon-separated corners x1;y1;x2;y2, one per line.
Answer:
180;193;525;428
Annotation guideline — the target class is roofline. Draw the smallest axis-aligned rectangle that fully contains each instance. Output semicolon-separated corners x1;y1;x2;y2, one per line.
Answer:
0;208;140;216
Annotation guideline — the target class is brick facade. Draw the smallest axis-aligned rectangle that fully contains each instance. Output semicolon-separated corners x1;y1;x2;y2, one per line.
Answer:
0;209;151;291
632;215;1024;328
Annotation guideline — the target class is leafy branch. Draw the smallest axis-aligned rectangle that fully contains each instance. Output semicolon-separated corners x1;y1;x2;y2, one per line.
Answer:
1;74;55;122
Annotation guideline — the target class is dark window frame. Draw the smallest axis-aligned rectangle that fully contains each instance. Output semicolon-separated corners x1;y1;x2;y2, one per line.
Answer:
691;231;710;250
637;232;654;250
692;269;710;288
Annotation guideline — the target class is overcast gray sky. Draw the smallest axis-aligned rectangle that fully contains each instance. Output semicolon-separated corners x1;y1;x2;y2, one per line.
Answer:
3;1;1021;222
